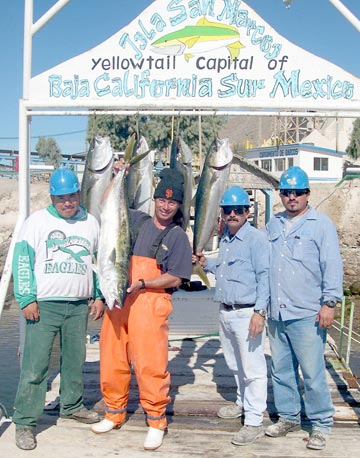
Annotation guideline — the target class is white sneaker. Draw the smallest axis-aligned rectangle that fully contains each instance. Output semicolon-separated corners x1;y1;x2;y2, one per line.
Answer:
144;427;165;450
91;418;121;434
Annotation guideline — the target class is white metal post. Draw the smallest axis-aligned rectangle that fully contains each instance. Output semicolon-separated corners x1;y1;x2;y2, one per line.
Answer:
328;0;360;33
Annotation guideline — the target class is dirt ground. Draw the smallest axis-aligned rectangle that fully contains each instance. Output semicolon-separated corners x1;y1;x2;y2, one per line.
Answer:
0;175;359;334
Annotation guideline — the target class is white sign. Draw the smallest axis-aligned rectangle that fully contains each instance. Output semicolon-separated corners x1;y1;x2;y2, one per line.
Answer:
29;0;360;111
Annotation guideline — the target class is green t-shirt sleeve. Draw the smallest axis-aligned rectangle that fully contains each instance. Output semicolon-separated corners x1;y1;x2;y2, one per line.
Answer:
12;240;37;309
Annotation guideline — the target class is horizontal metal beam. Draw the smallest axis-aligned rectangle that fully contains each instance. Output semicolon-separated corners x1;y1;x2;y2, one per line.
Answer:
23;98;360;112
25;109;360;118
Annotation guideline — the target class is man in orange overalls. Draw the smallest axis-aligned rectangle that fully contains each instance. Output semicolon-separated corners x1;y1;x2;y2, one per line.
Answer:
92;168;192;450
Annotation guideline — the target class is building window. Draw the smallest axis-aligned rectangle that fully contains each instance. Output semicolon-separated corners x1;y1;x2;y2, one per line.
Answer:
288;158;294;167
275;158;286;172
314;157;328;171
254;160;259;166
261;159;272;172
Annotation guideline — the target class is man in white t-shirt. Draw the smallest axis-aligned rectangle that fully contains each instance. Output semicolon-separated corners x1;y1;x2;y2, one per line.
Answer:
12;168;105;451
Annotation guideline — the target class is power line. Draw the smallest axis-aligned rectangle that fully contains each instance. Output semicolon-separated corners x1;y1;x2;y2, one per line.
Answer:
0;129;87;140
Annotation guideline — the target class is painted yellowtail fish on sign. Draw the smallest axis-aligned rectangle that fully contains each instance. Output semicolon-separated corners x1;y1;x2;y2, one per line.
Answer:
151;17;244;62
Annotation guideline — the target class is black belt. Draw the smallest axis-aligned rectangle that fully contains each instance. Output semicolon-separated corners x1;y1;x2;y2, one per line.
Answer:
221;303;255;311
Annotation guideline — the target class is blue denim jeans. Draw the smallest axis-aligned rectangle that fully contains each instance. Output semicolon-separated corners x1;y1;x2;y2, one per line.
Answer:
13;300;89;428
219;306;267;426
268;315;334;433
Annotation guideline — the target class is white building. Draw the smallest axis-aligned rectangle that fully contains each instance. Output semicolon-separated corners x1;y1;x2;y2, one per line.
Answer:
246;140;345;184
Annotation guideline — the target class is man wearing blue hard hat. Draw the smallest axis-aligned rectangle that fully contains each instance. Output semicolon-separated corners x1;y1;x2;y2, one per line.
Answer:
12;168;105;450
265;166;343;450
195;185;269;446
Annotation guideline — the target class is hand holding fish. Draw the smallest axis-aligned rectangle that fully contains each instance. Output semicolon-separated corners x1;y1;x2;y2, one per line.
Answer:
192;252;207;268
101;160;129;202
113;157;130;175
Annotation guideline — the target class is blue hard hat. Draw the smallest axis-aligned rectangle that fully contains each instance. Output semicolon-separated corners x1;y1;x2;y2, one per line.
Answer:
49;168;80;196
220;186;250;206
278;166;310;190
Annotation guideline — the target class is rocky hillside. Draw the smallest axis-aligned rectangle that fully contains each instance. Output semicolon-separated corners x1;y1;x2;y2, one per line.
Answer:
220;116;276;150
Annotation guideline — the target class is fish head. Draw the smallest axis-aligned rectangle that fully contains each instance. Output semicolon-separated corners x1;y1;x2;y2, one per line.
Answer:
208;138;233;169
87;135;114;171
151;43;185;56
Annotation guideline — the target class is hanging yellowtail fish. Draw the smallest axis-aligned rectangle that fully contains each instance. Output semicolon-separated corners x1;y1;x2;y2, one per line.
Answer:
126;135;153;214
80;135;114;224
193;137;233;287
170;136;194;230
95;134;150;310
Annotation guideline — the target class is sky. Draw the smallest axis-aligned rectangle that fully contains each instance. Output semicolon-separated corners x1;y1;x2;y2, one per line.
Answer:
0;0;359;155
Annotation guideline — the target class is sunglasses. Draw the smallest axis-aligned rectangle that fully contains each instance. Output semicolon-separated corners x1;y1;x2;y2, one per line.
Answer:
280;189;309;197
222;206;246;215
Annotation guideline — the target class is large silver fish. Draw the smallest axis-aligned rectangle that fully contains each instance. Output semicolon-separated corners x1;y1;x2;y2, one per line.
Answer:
193;138;233;285
95;136;136;310
126;136;153;214
170;136;194;230
80;136;114;223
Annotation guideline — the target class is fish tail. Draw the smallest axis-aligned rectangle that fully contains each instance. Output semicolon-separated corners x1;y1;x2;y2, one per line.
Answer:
192;262;211;289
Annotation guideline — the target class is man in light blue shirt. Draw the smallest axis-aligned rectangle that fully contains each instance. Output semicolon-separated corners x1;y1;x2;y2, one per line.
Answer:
265;166;343;451
195;185;269;446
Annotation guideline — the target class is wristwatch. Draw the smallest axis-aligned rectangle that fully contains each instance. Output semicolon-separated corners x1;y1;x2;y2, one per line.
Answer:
254;309;267;318
323;301;336;308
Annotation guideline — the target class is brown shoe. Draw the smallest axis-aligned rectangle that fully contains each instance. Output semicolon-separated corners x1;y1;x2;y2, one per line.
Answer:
60;407;100;424
15;428;37;450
